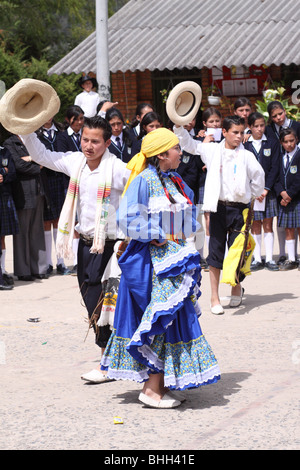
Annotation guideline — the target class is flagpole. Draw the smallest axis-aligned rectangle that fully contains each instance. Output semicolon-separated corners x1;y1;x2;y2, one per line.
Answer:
96;0;111;101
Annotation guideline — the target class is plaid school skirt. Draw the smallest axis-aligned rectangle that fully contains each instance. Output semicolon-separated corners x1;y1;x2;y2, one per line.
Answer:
0;194;19;236
43;172;66;221
253;190;278;221
198;185;205;205
277;198;300;228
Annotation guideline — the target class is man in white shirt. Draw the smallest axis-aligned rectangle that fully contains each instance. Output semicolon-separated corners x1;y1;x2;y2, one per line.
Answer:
21;116;130;382
174;115;265;315
74;75;101;118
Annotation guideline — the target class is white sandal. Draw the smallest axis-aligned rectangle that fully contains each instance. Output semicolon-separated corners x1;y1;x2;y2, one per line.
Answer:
210;303;224;315
229;287;244;308
138;392;181;408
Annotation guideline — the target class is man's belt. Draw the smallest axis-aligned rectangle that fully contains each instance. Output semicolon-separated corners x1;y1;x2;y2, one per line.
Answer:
79;234;125;248
79;234;94;246
218;200;248;209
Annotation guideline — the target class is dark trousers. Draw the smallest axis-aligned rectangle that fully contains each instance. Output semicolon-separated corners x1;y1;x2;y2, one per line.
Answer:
13;195;46;276
0;246;3;285
77;238;116;348
207;202;247;270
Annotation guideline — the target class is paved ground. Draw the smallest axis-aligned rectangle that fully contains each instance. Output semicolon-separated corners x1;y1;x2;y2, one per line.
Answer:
0;235;299;451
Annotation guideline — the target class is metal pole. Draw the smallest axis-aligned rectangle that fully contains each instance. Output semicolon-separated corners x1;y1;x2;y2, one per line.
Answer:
96;0;111;101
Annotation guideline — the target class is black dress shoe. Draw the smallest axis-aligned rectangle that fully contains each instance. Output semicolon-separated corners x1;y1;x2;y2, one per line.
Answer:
46;264;53;275
279;260;298;271
3;273;14;285
265;261;279;271
18;275;34;281
32;274;49;279
277;256;287;266
251;261;264;271
0;283;13;290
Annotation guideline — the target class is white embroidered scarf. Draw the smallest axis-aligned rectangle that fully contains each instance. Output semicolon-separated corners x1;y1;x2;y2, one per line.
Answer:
56;152;113;258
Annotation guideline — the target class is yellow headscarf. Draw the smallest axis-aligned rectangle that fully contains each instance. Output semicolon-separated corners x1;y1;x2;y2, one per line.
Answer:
122;127;179;196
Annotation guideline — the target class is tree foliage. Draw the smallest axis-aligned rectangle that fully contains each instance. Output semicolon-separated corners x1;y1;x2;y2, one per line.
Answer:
0;0;130;142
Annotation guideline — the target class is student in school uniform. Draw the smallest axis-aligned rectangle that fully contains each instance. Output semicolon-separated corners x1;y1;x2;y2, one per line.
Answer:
128;102;154;142
243;112;281;271
265;101;300;142
0;145;18;289
56;105;84;154
174;115;265;314
274;128;300;271
36;118;69;275
265;101;300;264
234;97;253;134
104;107;134;164
3;134;46;281
56;105;85;276
196;107;223;267
131;111;163;157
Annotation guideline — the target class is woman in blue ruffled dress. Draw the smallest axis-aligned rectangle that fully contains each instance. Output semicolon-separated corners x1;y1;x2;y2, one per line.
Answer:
101;127;220;408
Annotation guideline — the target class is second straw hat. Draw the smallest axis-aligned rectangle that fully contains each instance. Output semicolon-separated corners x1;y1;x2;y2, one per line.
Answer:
0;78;60;134
166;81;202;126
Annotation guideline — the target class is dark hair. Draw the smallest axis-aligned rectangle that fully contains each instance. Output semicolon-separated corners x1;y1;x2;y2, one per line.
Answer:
223;115;245;131
202;107;222;123
279;128;297;142
83;115;112;141
267;100;285;116
146;155;179;204
248;112;265;127
138;111;162;139
96;100;109;114
105;107;125;124
131;103;154;127
234;97;252;110
62;105;84;130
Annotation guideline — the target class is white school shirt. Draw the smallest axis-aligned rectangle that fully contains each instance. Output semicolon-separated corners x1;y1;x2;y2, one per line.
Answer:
42;123;58;139
248;134;267;153
111;133;123;147
74;90;101;118
20;133;130;239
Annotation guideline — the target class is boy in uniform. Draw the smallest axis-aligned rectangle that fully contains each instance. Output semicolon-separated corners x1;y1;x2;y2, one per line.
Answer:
174;116;265;314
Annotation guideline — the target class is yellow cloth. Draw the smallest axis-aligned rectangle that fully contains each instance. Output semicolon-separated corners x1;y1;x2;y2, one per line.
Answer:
122;127;179;196
221;208;255;287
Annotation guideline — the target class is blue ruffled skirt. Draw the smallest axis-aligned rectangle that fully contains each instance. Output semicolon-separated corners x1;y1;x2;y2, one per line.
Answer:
101;239;220;390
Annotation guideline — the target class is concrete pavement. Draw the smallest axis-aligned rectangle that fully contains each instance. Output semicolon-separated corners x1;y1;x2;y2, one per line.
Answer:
0;235;299;450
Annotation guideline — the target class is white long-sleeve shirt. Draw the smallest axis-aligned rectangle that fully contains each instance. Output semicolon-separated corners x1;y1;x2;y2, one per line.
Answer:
174;126;265;212
74;90;101;118
20;133;130;238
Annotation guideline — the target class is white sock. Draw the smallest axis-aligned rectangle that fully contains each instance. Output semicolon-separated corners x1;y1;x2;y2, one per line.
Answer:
44;230;53;266
277;226;286;257
53;228;64;266
253;234;262;262
205;235;210;249
72;238;79;265
264;232;274;263
1;249;5;272
286;239;296;261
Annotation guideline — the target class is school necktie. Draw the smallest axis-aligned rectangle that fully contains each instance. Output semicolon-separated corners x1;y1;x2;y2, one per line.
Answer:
74;133;80;145
45;129;52;140
116;136;122;150
285;154;290;170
